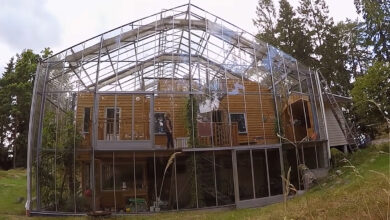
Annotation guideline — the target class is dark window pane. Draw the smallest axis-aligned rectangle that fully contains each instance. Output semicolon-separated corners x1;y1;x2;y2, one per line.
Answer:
282;145;300;190
106;108;119;137
237;150;253;200
83;107;90;133
267;148;283;195
303;144;317;169
215;151;234;205
175;153;197;209
230;113;247;133
252;149;269;198
196;152;217;208
154;112;165;134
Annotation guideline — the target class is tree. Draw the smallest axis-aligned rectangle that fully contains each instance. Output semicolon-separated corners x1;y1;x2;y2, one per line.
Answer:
253;0;278;45
275;0;313;66
0;58;15;169
298;0;334;53
355;0;390;61
317;23;352;95
0;49;52;168
338;20;371;78
351;61;390;137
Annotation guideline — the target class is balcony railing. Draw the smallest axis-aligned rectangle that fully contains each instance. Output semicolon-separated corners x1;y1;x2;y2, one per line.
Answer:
198;122;238;147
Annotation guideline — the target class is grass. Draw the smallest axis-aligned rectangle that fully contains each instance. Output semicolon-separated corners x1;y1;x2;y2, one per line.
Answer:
0;142;388;220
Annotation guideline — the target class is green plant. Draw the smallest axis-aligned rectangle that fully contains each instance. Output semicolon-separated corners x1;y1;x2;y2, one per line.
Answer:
185;96;199;147
38;110;83;211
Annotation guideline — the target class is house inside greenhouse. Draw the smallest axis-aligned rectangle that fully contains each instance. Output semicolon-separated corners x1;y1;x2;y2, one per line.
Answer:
26;3;350;215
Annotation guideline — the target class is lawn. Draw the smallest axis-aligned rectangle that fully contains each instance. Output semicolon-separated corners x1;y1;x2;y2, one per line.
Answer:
0;142;389;220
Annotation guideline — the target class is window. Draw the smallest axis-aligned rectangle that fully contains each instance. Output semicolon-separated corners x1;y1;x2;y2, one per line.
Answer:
106;108;120;140
154;112;165;134
230;113;247;133
83;107;91;133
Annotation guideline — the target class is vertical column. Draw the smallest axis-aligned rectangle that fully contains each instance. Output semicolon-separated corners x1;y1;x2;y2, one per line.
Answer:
221;21;233;146
266;44;281;143
91;35;105;211
252;42;267;145
314;70;330;166
188;3;196;148
150;94;155;146
231;150;240;204
35;64;51;210
281;56;297;143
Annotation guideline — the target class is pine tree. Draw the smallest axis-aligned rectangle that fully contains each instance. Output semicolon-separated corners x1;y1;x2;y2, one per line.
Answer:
253;0;278;45
0;58;14;169
297;0;334;55
275;0;313;66
338;20;371;78
0;50;40;168
355;0;390;61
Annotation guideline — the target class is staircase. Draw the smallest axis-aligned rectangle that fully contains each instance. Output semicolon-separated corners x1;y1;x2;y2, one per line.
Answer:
316;71;359;152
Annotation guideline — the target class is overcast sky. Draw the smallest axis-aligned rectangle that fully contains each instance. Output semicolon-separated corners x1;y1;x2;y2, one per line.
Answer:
0;0;359;72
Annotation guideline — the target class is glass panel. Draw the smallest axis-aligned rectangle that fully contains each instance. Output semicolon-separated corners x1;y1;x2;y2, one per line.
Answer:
83;107;91;133
155;155;176;211
133;95;150;140
196;152;217;208
236;150;253;200
282;146;300;190
252;149;269;198
215;151;234;205
303;144;318;169
105;108;120;140
154;112;166;134
267;148;283;196
230;113;247;134
176;153;197;209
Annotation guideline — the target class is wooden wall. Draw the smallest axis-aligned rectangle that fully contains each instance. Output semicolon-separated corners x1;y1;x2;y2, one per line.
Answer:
76;92;188;148
218;80;279;145
76;79;319;147
281;94;315;142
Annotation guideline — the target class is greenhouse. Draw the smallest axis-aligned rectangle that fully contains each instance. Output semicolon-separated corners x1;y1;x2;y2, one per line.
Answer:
27;3;335;214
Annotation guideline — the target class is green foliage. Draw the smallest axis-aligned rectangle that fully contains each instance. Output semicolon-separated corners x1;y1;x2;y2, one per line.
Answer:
351;61;390;136
185;96;199;147
0;49;51;168
39;110;83;211
330;148;346;168
355;0;390;61
253;0;278;45
276;0;313;66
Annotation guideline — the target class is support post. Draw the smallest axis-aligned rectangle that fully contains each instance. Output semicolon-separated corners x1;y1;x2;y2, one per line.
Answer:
34;64;51;211
314;70;330;166
26;63;43;214
231;150;240;204
91;35;105;212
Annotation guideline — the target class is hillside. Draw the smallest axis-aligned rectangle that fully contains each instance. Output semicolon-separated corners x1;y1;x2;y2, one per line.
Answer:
0;142;388;220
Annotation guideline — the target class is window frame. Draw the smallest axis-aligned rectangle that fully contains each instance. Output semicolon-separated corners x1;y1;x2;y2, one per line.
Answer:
154;112;166;135
229;112;248;134
83;107;91;134
104;107;121;140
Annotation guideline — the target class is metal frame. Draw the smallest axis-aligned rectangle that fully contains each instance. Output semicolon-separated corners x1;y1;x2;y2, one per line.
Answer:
26;3;332;215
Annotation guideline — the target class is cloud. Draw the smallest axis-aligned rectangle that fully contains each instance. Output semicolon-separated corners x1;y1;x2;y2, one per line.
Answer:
0;0;61;52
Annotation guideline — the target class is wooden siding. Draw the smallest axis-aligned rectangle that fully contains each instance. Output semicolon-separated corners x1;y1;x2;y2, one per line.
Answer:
76;79;320;148
282;94;315;142
324;103;347;146
76;92;188;148
218;80;279;145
